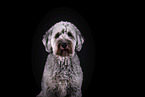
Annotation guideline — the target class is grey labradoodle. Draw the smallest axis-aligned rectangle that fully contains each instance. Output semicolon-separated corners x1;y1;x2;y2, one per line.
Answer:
37;21;84;97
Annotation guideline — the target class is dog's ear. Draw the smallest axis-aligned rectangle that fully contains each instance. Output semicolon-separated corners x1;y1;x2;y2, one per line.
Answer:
42;28;52;53
75;29;84;52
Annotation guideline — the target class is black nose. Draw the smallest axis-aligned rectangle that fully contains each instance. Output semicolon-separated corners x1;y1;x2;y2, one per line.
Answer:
61;43;67;49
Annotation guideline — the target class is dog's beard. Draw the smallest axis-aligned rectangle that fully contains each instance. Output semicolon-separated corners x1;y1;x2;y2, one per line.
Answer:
56;41;73;57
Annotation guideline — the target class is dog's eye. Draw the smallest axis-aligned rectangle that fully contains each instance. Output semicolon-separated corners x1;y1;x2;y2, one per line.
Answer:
68;32;74;38
55;33;60;38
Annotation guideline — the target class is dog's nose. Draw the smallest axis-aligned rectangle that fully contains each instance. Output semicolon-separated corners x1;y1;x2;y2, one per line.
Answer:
61;43;67;49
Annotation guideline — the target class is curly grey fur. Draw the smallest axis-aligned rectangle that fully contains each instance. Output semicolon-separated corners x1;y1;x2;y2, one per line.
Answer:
37;21;84;97
37;53;83;97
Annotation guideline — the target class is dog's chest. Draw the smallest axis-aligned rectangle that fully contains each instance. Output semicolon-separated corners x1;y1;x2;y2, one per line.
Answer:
54;58;74;81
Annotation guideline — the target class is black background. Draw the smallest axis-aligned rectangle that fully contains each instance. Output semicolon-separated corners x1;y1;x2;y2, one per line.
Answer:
1;1;141;96
21;1;132;97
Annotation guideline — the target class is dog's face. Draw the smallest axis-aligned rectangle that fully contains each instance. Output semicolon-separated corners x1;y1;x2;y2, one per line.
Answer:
42;21;84;58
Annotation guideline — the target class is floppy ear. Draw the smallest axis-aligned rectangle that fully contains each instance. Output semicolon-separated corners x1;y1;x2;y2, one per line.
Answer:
42;28;52;53
75;29;84;52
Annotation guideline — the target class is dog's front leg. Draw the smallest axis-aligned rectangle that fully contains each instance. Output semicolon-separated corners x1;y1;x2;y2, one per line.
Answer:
69;86;82;97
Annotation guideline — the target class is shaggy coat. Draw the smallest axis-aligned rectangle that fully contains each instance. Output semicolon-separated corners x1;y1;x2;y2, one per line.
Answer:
37;21;84;97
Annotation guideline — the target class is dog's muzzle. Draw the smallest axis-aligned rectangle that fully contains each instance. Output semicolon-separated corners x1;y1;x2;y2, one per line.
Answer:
56;41;72;56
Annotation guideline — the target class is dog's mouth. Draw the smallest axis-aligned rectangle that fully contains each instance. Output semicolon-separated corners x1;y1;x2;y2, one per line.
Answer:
56;42;72;56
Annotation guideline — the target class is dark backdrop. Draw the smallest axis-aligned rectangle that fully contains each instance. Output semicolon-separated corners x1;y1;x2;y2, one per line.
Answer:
1;1;135;97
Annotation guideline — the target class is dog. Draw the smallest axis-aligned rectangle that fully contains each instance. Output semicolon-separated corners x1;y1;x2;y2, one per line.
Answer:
37;21;84;97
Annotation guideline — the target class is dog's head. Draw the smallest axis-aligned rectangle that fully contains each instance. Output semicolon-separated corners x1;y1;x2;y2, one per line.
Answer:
42;21;84;57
